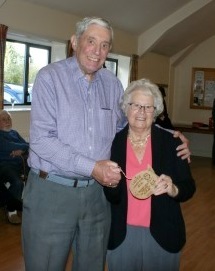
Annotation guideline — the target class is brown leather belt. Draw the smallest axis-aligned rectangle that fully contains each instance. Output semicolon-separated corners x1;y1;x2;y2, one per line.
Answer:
36;170;94;188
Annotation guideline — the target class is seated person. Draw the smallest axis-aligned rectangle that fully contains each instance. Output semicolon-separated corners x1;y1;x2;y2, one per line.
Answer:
0;110;29;224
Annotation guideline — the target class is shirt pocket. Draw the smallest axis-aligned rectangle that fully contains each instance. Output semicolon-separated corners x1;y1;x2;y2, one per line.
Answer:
99;108;115;140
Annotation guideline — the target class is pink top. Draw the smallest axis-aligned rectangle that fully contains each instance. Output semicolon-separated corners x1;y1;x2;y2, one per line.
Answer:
126;136;152;227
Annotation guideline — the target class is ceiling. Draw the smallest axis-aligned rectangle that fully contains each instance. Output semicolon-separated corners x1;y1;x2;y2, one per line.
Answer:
25;0;215;57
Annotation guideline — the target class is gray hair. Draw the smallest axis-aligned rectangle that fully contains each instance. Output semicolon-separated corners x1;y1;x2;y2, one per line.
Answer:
0;109;11;117
75;17;114;44
121;78;164;118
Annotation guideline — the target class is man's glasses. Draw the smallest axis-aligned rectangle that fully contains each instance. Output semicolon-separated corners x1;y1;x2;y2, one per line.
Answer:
128;103;156;113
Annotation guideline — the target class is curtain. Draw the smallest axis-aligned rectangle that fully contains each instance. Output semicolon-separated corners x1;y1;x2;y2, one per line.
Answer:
130;54;139;82
0;24;8;109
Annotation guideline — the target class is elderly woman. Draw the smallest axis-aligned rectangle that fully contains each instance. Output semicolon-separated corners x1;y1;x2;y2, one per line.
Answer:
104;78;196;271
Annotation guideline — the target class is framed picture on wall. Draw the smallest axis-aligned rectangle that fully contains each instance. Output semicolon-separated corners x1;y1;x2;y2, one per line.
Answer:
104;57;118;76
190;67;215;109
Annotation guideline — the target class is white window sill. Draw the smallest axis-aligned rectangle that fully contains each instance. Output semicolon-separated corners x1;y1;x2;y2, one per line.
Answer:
4;105;31;112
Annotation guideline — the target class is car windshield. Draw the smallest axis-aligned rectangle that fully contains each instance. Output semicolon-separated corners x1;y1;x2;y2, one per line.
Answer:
4;83;24;104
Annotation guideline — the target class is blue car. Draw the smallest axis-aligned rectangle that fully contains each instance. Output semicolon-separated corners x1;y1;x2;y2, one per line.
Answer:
4;84;24;104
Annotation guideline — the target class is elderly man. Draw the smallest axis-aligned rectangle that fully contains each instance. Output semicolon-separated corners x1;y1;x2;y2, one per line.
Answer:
0;110;29;224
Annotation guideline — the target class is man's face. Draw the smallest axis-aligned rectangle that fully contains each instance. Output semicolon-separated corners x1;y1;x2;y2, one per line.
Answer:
0;112;12;131
72;24;111;80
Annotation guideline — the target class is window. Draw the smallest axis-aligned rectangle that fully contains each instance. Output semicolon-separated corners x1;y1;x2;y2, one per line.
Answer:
4;39;51;106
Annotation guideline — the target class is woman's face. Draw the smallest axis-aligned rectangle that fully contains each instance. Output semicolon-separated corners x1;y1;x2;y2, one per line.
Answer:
127;90;155;133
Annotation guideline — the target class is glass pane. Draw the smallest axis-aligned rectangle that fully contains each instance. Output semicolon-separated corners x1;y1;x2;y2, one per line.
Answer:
105;57;118;76
28;47;49;102
4;42;25;105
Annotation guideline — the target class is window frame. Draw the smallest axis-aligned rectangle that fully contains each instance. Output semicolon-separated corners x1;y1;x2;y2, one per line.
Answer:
4;39;51;106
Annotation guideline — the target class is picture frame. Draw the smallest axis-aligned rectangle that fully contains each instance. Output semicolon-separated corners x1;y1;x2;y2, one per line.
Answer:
104;57;118;76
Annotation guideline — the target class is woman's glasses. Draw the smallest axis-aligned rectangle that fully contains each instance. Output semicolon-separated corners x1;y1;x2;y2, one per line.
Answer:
128;103;156;113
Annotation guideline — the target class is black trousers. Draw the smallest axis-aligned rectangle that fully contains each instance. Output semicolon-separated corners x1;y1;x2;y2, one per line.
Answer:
0;163;25;201
0;182;22;212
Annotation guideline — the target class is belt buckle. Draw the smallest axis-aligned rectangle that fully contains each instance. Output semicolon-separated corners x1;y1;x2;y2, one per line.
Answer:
73;179;90;188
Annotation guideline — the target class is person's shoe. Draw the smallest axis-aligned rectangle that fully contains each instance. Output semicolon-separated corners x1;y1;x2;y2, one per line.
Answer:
7;210;22;225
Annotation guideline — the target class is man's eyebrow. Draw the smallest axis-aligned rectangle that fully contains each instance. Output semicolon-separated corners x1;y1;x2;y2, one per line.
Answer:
87;36;110;44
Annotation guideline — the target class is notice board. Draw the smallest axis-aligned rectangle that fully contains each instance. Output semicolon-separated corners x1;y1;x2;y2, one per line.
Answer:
190;67;215;109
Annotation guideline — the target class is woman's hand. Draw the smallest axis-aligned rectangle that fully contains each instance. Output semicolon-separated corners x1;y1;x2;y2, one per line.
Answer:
153;174;178;198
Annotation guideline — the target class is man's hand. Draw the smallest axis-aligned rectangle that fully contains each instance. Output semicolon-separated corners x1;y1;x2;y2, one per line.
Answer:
92;160;121;187
10;149;25;157
173;131;191;163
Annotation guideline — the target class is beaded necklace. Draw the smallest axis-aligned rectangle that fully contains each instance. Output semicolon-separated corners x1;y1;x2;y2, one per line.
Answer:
128;132;150;148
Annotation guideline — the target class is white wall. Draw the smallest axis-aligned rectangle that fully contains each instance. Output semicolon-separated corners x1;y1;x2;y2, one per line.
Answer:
171;35;215;157
184;132;213;158
172;35;215;126
8;109;31;141
0;0;137;56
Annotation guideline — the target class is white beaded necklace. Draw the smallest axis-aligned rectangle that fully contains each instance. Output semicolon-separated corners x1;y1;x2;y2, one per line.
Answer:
128;132;150;148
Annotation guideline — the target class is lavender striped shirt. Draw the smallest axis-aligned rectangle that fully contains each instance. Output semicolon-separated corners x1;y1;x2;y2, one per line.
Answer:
28;56;127;179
